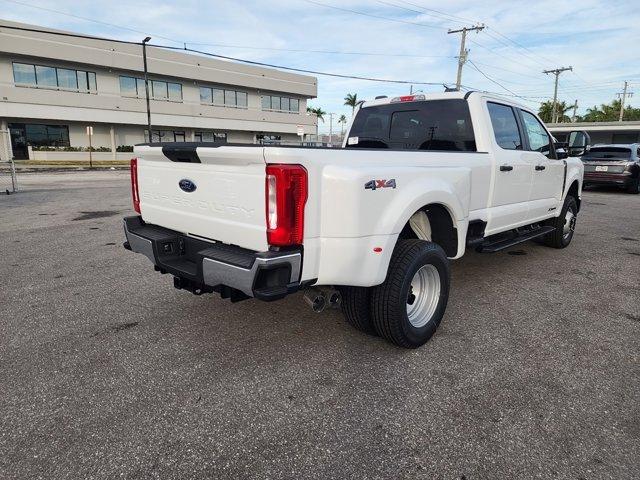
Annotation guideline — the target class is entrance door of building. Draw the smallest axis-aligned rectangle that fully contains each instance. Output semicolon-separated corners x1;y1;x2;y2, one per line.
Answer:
8;124;28;159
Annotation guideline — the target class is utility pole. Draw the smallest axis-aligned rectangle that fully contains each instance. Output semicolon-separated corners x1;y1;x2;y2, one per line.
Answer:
328;113;335;146
142;36;152;141
571;99;578;123
448;24;485;91
616;81;633;121
543;66;572;123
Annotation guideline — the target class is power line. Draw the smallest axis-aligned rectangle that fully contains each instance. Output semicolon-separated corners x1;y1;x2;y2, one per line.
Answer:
0;22;453;86
1;0;182;44
159;44;449;86
184;42;454;59
373;0;469;26
0;22;141;44
466;60;529;99
301;0;445;29
470;61;546;81
484;26;557;66
392;0;477;24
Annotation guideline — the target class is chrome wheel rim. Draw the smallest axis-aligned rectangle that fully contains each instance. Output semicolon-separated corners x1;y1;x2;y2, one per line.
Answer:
406;264;441;328
563;208;576;240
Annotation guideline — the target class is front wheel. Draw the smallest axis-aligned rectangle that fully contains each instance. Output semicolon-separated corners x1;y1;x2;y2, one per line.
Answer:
544;195;578;248
370;240;450;348
627;178;640;194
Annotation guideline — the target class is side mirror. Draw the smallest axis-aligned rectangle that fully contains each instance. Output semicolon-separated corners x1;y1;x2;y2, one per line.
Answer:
555;146;568;160
567;130;590;157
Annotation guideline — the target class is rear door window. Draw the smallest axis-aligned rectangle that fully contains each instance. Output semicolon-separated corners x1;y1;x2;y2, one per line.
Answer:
347;99;476;151
487;102;522;150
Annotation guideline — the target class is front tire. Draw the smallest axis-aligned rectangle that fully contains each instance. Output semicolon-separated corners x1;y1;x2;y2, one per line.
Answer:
544;195;578;248
627;178;640;194
370;240;450;348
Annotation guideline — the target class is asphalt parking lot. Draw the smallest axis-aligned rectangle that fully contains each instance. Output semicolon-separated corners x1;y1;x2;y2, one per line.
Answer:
1;170;639;479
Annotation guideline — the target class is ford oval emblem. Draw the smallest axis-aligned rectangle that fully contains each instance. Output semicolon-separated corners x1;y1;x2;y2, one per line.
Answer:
179;179;197;193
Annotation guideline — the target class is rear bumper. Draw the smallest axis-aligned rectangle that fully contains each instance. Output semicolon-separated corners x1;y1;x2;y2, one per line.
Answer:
584;172;634;186
123;216;302;301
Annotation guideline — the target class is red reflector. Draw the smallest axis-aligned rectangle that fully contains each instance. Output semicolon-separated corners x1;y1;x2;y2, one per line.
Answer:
398;95;416;102
373;247;383;253
265;164;308;246
130;158;140;213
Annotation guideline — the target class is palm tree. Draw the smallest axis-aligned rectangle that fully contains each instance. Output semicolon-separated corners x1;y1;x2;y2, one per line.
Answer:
307;106;326;137
538;100;571;123
338;114;347;137
344;93;358;116
581;99;640;122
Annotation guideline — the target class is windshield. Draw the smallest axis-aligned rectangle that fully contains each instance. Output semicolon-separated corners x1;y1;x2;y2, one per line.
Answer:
346;99;476;151
582;147;631;160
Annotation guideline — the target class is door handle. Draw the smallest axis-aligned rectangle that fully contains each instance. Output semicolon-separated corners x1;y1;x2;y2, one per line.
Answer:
535;165;546;171
500;165;513;172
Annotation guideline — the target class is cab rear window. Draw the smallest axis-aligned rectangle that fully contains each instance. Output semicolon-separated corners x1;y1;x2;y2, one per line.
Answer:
347;99;476;151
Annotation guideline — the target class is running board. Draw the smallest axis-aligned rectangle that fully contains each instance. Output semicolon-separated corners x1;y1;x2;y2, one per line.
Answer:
477;226;555;253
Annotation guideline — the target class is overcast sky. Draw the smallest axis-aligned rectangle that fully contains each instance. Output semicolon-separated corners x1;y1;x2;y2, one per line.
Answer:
2;0;638;133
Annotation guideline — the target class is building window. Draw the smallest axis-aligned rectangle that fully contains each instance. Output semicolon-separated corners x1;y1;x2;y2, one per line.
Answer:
256;134;282;144
195;131;227;143
173;131;186;142
152;80;168;100
119;76;137;96
261;95;300;113
12;62;97;93
146;130;189;143
199;86;248;108
21;124;70;147
120;76;182;102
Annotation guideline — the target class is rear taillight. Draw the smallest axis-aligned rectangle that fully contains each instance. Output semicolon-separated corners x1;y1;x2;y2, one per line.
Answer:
130;158;140;213
265;164;308;246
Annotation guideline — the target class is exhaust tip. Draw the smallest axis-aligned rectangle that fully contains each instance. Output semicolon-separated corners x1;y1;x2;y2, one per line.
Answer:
303;289;327;313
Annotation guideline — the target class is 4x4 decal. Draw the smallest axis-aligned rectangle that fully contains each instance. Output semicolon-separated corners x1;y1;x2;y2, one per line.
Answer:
364;179;396;190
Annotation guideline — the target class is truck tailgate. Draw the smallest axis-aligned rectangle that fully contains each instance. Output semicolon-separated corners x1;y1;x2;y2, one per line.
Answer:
135;144;268;252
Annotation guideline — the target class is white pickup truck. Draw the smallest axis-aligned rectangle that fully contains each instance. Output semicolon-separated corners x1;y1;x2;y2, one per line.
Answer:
123;91;588;348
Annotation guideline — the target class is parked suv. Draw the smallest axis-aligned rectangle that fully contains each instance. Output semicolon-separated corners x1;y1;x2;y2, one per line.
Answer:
582;144;640;194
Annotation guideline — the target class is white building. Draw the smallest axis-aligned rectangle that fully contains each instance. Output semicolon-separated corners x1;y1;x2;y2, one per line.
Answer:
548;121;640;145
0;20;318;162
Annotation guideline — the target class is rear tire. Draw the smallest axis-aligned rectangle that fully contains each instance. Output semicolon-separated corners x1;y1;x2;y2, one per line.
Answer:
627;178;640;194
339;286;375;335
370;240;450;348
544;195;578;248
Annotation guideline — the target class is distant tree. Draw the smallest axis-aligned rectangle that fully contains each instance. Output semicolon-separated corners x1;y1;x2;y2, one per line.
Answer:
338;114;347;136
344;93;358;116
538;100;571;123
306;106;326;123
581;99;640;122
307;106;326;136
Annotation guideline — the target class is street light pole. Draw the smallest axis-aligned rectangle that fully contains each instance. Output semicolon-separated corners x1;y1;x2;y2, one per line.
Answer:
328;112;335;146
142;36;152;142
